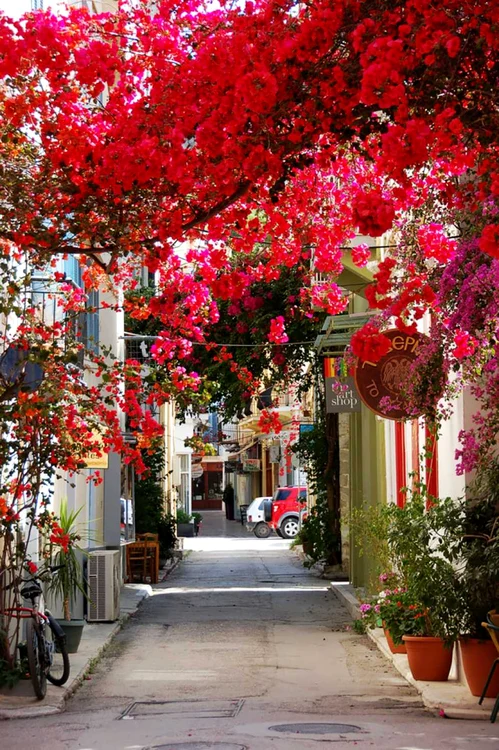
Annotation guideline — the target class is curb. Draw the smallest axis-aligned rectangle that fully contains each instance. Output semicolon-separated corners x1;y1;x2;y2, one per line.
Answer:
159;555;181;583
330;581;494;721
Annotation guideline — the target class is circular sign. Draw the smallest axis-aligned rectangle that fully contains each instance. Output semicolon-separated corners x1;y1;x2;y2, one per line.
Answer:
354;329;429;420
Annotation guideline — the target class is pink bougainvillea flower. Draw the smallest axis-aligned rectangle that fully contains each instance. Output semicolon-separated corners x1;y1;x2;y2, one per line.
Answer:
453;330;477;360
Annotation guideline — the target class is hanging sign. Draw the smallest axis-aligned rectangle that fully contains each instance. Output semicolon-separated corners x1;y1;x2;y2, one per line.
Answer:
354;329;429;420
299;424;314;435
242;458;261;472
80;430;109;469
269;443;281;463
324;358;361;413
191;465;204;480
325;376;362;413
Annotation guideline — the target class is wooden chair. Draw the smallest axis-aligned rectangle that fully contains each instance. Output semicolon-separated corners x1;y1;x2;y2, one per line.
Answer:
126;539;157;584
479;610;499;722
137;532;159;542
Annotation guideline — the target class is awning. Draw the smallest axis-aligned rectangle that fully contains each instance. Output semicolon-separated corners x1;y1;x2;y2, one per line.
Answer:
227;440;258;460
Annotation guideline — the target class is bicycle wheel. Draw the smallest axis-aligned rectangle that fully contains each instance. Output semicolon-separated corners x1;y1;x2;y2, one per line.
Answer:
26;618;47;699
46;618;70;686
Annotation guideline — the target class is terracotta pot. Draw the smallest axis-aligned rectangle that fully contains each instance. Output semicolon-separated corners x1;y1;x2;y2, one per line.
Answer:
302;540;314;556
403;636;454;681
460;637;499;698
384;627;407;654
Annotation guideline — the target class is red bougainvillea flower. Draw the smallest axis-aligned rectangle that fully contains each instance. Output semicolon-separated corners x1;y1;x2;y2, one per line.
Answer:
258;409;283;435
418;224;457;264
479;225;499;259
268;316;289;344
26;561;38;574
352;189;396;237
351;243;371;267
453;330;477;359
311;282;348;315
351;323;392;363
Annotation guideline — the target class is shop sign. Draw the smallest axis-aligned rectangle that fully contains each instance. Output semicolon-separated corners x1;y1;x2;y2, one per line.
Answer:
299;424;314;435
80;430;109;469
325;376;361;413
269;443;281;463
242;458;261;472
191;465;204;480
354;329;429;420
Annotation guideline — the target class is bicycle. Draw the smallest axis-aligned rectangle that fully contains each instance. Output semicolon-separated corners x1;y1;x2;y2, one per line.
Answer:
2;569;70;699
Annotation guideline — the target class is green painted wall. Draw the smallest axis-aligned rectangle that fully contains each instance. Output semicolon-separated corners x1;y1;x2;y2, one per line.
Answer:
349;406;386;589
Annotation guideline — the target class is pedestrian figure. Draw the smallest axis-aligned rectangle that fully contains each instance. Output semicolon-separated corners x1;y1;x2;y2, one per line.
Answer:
223;483;235;520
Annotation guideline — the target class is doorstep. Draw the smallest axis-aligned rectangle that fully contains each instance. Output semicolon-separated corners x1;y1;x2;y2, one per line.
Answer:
330;581;496;721
0;581;153;720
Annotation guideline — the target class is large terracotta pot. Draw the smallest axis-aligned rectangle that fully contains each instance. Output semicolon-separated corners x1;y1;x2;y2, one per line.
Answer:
384;627;407;654
460;637;499;698
403;636;454;681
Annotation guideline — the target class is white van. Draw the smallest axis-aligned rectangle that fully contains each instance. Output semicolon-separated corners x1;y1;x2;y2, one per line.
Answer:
245;496;272;535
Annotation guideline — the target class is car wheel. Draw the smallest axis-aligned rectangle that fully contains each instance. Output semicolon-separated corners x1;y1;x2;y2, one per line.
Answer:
254;522;271;539
280;517;300;539
275;528;283;538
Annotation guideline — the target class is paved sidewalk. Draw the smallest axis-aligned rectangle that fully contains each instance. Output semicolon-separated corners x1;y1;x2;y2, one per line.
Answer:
330;581;497;721
0;562;178;721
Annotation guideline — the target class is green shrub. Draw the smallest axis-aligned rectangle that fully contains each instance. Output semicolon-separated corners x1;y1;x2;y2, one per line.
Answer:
176;509;192;524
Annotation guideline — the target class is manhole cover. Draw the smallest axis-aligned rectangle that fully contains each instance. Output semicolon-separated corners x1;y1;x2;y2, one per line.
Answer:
121;699;243;720
153;744;246;750
269;723;362;735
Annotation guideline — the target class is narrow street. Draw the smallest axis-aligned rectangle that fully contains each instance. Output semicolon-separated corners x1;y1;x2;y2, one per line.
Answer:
2;514;498;749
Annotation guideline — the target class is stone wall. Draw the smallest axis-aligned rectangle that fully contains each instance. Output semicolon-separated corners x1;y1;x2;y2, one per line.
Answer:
339;412;350;572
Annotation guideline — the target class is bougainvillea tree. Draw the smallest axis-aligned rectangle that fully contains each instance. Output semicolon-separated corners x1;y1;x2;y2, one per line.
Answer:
1;0;499;673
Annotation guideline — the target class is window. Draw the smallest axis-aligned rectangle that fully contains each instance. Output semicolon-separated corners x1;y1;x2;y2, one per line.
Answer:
274;489;291;501
32;0;44;9
63;256;83;287
179;454;190;511
83;290;99;355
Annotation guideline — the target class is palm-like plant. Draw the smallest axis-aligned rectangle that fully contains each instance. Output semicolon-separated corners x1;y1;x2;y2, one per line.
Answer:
47;502;89;621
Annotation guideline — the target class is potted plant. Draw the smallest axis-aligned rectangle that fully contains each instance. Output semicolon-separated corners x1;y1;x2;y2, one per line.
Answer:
382;486;465;681
46;502;89;653
359;574;414;654
457;471;499;697
176;509;195;537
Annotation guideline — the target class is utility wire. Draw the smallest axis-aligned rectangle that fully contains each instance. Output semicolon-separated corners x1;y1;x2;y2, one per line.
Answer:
123;335;315;347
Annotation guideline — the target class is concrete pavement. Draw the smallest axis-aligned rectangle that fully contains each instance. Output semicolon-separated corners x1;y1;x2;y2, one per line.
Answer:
331;581;498;721
0;568;174;719
0;511;498;749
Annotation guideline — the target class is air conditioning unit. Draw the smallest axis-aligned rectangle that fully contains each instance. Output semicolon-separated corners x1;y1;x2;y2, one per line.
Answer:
87;550;121;622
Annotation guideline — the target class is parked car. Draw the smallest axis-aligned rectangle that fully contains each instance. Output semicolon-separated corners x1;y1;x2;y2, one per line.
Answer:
245;496;273;538
251;486;307;539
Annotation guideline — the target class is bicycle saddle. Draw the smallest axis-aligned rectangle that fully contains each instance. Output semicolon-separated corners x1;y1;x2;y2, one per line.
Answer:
21;581;42;601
